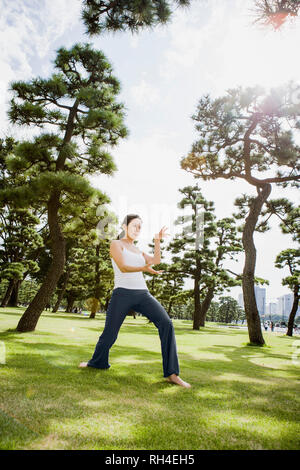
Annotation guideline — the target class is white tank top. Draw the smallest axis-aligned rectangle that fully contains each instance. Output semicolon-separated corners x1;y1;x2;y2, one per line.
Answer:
111;246;149;290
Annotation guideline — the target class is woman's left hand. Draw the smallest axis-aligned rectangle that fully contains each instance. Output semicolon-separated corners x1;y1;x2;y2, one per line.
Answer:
154;225;170;241
144;265;164;275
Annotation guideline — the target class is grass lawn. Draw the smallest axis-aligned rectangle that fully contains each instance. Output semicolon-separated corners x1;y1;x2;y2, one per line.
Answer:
0;307;299;450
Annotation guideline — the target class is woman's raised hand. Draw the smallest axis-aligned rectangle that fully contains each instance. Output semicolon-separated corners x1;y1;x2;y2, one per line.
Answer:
154;225;170;241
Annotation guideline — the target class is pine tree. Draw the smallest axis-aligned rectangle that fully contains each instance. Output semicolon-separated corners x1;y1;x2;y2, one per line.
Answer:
167;184;243;329
217;296;244;324
0;208;43;307
53;192;115;317
275;249;300;336
252;0;300;30
262;198;299;336
81;0;192;35
0;137;45;307
1;43;128;331
180;84;300;344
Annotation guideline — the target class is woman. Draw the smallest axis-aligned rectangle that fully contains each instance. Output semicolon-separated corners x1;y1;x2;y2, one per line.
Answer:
79;214;191;388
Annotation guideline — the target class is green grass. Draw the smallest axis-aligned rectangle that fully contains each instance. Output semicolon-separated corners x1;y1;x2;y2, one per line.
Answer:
0;307;299;450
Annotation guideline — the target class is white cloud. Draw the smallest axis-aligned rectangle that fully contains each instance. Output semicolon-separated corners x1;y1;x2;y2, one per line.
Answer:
129;33;140;48
0;0;82;138
129;78;160;107
159;0;300;94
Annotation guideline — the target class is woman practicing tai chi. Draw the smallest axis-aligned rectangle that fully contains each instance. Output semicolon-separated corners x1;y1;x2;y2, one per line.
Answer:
79;214;191;388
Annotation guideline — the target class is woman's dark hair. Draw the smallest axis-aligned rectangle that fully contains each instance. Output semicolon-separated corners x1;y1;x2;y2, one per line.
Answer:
117;214;142;240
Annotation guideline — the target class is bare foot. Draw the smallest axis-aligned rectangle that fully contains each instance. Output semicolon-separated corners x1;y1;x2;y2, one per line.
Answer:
78;362;88;368
166;374;191;388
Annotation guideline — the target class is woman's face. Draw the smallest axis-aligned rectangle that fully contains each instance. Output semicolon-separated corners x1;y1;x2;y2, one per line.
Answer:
123;218;142;240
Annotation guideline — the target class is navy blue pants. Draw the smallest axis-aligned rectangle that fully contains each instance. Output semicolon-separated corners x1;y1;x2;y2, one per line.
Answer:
87;287;180;378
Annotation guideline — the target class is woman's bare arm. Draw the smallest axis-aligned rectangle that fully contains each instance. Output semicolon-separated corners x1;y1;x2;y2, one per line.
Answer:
142;239;161;265
110;240;151;273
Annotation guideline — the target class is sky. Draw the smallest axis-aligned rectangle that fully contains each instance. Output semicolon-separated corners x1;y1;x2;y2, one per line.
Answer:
1;0;299;304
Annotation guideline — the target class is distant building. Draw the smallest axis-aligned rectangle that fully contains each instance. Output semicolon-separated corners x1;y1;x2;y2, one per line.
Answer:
254;286;266;316
277;293;300;318
266;302;277;315
237;286;266;316
277;296;285;317
238;290;300;320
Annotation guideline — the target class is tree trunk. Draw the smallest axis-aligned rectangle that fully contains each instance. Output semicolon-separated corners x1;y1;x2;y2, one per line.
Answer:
193;252;202;329
16;191;66;332
1;279;16;308
89;298;99;319
127;308;136;319
193;278;202;329
15;99;78;332
7;279;21;307
65;294;75;313
224;304;229;323
199;286;215;326
52;268;70;312
167;298;173;316
242;183;271;345
286;285;299;337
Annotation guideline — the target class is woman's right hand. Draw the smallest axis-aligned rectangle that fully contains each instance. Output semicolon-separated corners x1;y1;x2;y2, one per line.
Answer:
143;263;164;275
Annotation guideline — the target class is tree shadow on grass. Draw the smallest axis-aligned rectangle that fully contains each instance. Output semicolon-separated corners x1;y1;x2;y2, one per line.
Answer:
40;313;105;322
5;337;298;386
0;309;251;338
0;407;39;450
83;324;244;338
180;343;300;382
1;317;298;449
0;329;57;340
1;333;299;450
275;334;300;341
2;325;296;383
5;340;164;375
0;309;104;323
